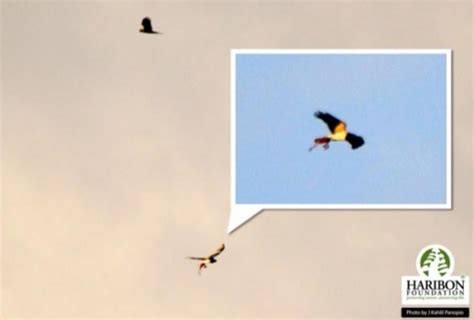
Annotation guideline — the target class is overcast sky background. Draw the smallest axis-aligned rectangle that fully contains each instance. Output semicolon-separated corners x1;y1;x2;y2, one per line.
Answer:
236;53;448;204
2;2;471;319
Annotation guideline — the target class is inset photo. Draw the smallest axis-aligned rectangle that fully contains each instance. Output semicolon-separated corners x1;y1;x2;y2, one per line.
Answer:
232;49;451;209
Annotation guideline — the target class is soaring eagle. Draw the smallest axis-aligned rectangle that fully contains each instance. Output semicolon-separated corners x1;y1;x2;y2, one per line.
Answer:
140;17;161;34
309;111;365;151
187;244;225;275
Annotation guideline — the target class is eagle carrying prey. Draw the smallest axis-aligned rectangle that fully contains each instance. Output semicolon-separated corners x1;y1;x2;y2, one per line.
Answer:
309;111;365;151
187;244;225;275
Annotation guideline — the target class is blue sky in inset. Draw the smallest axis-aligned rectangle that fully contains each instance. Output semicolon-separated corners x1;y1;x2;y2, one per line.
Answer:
235;53;448;204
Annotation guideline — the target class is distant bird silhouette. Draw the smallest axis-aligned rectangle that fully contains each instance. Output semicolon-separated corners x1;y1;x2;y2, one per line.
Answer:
187;244;225;275
140;17;161;34
309;111;365;151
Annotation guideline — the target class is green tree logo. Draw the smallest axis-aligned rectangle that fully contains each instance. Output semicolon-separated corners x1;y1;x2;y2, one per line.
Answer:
416;245;454;277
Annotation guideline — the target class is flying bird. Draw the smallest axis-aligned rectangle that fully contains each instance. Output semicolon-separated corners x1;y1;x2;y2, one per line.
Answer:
187;244;225;275
309;111;365;151
139;17;161;34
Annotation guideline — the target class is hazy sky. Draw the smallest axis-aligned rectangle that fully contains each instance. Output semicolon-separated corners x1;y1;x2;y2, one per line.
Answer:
1;2;471;319
236;53;448;204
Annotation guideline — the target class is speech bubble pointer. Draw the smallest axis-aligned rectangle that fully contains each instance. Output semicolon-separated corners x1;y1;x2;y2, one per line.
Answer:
227;205;263;234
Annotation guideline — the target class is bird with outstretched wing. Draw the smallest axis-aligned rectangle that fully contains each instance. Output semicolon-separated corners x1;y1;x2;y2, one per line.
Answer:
187;244;225;275
309;111;365;151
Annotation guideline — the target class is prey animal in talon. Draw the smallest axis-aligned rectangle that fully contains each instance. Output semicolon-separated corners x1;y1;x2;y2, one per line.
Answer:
187;244;225;275
309;111;365;151
309;137;331;151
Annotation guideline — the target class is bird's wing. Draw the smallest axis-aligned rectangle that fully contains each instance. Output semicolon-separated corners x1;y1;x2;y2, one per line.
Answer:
209;243;225;258
142;17;153;31
315;111;346;133
187;256;207;261
346;133;365;149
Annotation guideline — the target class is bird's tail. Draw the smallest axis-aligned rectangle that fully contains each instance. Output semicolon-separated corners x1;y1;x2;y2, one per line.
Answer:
346;133;364;149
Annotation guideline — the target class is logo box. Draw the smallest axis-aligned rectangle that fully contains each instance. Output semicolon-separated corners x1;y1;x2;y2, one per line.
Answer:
401;245;470;306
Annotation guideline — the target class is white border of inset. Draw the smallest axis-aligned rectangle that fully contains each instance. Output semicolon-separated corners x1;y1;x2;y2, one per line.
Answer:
229;49;452;233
